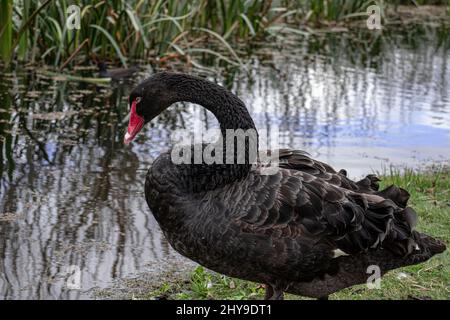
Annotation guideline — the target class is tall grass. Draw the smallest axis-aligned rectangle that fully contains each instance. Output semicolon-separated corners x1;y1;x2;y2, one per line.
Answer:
1;0;303;67
306;0;370;22
1;0;449;68
0;0;13;63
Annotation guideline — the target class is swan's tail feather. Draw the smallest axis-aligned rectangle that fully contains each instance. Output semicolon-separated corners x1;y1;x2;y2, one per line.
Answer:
376;185;410;208
411;231;446;256
355;174;381;192
370;231;446;273
334;190;446;260
288;231;446;298
333;196;395;254
298;232;446;298
351;176;446;258
354;176;411;209
379;206;416;254
367;202;445;259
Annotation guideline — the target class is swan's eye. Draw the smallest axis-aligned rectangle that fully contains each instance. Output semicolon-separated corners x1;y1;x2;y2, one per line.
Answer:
135;97;142;103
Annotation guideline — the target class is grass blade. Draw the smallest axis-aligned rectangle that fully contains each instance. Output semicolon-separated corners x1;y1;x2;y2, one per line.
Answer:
90;24;128;67
0;0;13;63
194;27;243;67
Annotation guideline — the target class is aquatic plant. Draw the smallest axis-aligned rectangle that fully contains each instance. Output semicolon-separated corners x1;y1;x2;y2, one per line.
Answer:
0;0;13;63
1;0;448;67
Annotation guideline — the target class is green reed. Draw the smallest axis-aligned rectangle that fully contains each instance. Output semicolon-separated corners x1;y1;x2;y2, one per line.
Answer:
1;0;449;68
0;0;13;63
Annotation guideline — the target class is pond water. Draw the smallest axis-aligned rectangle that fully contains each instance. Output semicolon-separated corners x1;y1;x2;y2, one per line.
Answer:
0;30;449;299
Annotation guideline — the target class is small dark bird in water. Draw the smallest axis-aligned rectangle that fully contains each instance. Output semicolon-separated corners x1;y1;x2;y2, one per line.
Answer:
123;72;446;300
97;61;139;80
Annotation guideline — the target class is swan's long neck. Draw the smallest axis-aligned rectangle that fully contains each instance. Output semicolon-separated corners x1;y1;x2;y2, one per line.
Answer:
171;75;257;135
165;74;259;192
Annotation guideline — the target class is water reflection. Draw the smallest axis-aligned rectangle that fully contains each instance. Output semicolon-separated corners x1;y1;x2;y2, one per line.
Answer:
0;31;449;299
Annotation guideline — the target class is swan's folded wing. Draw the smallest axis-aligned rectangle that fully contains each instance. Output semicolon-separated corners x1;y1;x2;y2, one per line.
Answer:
233;169;416;255
274;149;411;207
275;149;380;193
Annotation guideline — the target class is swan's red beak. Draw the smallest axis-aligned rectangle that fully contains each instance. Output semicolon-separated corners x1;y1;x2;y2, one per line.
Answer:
124;100;145;144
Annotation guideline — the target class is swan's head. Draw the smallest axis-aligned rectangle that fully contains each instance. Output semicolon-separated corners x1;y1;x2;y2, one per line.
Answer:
124;73;178;144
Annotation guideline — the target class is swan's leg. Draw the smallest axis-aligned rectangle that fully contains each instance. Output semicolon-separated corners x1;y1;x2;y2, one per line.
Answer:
269;289;284;300
265;282;285;300
264;285;274;300
318;296;329;300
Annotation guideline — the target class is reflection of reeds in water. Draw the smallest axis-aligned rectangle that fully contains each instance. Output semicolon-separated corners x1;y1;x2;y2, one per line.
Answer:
0;72;14;181
0;76;179;298
0;144;181;299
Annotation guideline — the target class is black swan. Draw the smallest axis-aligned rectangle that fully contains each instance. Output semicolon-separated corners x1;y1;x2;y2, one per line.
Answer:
124;72;446;300
97;61;139;80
